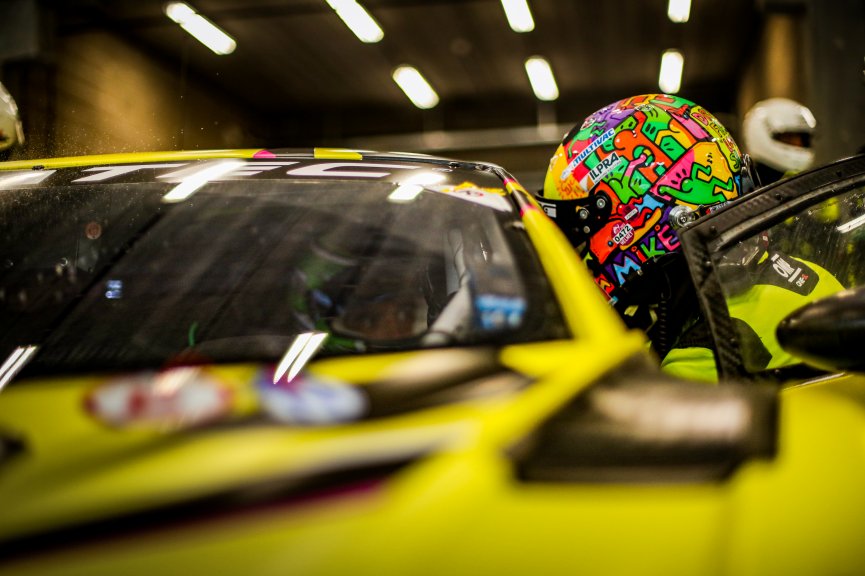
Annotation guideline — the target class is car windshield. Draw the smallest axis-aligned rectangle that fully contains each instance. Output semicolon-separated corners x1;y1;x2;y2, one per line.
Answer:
711;180;865;374
0;177;567;376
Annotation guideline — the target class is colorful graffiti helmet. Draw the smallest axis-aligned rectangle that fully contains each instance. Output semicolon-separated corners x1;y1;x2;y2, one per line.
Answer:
535;93;755;305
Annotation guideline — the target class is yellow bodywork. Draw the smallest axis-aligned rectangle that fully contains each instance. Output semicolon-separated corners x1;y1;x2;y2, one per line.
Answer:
1;152;865;575
0;149;268;171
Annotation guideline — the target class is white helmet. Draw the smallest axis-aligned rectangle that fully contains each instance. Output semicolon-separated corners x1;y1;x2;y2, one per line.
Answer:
0;82;25;155
743;97;816;173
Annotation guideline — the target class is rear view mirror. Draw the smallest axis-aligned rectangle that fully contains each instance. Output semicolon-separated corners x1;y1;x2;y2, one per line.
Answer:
776;286;865;372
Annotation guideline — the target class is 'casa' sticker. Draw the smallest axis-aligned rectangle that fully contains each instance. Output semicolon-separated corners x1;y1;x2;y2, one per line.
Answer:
256;370;367;425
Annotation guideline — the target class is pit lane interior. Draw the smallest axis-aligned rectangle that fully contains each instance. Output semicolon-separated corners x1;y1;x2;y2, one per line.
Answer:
2;0;862;189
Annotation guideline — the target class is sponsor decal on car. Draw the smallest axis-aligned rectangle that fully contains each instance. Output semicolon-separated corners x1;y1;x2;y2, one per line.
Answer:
475;294;526;330
429;182;511;212
84;367;233;429
256;369;367;425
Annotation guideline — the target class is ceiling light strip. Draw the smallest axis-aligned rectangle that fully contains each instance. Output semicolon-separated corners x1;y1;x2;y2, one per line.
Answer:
392;66;440;109
525;56;559;101
164;2;236;55
659;49;684;94
501;0;535;32
326;0;384;43
667;0;692;23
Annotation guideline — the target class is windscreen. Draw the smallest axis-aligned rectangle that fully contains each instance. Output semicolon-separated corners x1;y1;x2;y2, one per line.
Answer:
0;178;568;375
711;180;865;373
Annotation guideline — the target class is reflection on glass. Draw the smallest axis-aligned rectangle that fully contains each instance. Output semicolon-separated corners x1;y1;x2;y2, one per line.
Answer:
0;345;38;391
274;332;328;384
0;178;567;376
713;184;865;373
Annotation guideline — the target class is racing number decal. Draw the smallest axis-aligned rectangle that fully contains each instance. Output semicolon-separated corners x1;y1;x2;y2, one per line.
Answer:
66;161;422;183
72;164;186;183
286;163;420;178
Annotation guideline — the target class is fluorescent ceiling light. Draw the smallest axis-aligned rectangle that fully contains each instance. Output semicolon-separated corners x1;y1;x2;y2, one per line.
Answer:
501;0;535;32
525;56;559;101
667;0;691;23
392;65;440;109
659;49;684;94
326;0;384;43
165;2;236;55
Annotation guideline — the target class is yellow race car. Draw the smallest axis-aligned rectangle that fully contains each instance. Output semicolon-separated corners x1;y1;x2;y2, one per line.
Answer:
0;149;863;575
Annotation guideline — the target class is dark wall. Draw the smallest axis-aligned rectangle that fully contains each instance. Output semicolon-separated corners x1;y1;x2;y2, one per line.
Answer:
1;0;264;159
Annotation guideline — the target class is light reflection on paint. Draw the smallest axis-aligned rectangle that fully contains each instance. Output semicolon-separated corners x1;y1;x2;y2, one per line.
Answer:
387;172;446;203
0;345;38;392
273;332;329;384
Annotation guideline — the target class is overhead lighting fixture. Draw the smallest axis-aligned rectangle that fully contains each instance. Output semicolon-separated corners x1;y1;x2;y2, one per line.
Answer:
667;0;692;23
325;0;384;43
392;65;440;109
525;56;559;101
501;0;535;32
164;2;236;55
659;49;684;94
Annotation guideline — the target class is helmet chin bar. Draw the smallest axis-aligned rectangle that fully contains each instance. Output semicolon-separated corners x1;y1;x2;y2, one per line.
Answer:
534;192;613;248
611;253;699;358
740;153;760;192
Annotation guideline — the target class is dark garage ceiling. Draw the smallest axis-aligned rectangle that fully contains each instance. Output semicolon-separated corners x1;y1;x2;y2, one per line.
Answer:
49;0;761;146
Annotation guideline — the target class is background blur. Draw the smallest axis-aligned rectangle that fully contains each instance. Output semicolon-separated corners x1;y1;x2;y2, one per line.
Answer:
1;0;863;188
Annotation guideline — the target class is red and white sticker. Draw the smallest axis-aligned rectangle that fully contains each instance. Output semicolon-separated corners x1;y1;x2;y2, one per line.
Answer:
85;367;232;429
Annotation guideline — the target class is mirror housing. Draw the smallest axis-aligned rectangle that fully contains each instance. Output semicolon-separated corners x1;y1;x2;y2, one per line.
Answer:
777;286;865;372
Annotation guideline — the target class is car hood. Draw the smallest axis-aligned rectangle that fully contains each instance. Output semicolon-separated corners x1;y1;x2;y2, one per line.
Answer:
0;342;574;548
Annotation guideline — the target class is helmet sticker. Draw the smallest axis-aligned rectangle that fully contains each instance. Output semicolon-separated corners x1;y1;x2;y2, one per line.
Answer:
561;128;615;182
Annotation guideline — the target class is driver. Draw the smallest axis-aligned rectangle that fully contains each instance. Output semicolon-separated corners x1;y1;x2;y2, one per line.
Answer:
742;97;817;186
534;93;840;382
